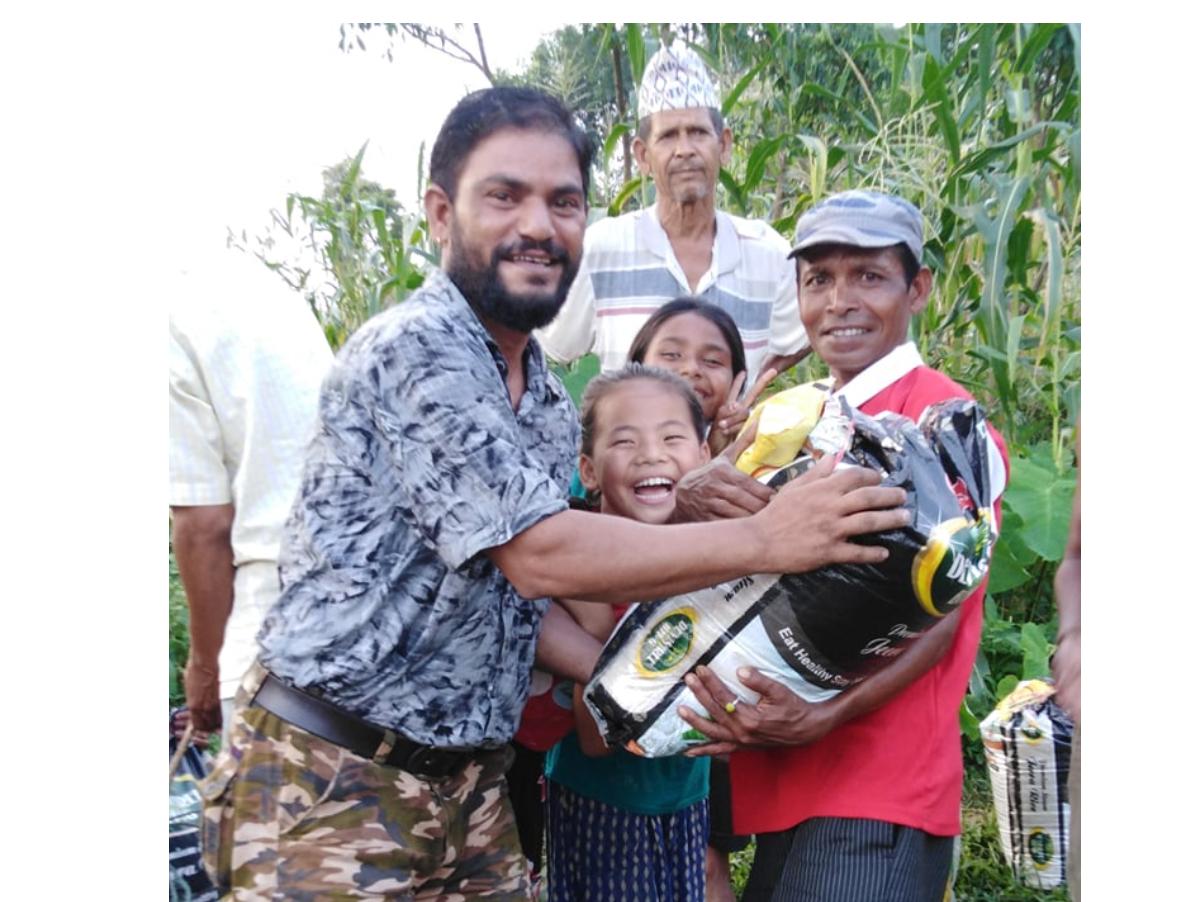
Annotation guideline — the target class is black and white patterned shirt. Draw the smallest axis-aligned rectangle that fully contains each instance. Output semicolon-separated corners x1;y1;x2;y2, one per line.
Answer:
258;269;580;748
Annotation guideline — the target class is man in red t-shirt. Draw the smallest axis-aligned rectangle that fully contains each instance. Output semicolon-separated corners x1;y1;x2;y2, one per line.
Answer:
681;190;1008;902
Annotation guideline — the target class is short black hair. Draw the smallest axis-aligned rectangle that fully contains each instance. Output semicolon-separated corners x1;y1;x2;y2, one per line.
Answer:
627;297;747;391
794;242;922;287
636;107;725;144
579;363;705;457
430;86;595;201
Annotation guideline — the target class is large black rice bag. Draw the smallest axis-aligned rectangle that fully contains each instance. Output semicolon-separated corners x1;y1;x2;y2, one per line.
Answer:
584;397;997;757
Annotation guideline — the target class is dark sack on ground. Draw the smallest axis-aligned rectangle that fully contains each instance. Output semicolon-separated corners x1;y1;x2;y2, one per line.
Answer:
585;398;997;757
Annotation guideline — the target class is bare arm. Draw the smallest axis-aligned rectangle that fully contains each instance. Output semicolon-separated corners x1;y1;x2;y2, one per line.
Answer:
487;456;909;604
573;682;613;757
680;608;962;754
1053;475;1081;722
534;601;607;683
171;503;236;733
558;598;616;640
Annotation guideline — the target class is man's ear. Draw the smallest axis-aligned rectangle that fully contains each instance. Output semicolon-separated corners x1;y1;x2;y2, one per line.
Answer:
578;454;600;492
425;184;453;251
909;266;933;316
719;127;733;167
632;136;649;175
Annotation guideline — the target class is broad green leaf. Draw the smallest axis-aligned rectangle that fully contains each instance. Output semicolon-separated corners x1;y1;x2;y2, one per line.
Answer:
1015;23;1063;75
987;527;1035;594
684;38;719;72
974;24;996;139
1062;351;1080;380
797;134;828;201
968;646;993;705
718;169;748;215
967;345;1008;366
1006;217;1033;284
721;61;766;117
949;121;1072;181
1019;621;1052;680
550;354;600;407
1028;208;1064;333
1022;440;1059;474
607;175;645;217
995;674;1020;704
984;595;1001;623
594;23;613;55
1068;23;1081;80
798;83;879;135
743;135;787;194
772;213;799;239
1005;312;1026;378
1004;456;1077;561
624;25;646;85
974;174;1032;347
919;54;961;165
602;122;630;168
959;700;981;741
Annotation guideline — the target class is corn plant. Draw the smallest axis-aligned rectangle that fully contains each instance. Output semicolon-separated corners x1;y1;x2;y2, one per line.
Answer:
230;142;436;350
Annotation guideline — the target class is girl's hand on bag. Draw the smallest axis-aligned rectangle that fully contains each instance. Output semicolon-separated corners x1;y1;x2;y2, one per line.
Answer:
707;367;778;457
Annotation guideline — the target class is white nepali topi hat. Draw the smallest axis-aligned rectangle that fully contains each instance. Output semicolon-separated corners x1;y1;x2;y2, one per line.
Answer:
637;40;720;116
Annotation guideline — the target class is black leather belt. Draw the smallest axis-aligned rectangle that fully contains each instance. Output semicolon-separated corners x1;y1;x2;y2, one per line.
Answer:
250;671;482;779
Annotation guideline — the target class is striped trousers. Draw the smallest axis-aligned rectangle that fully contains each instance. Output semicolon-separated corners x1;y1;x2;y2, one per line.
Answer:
545;780;708;902
742;817;954;902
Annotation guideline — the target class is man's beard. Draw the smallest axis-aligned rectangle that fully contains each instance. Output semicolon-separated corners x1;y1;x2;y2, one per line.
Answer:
445;227;579;334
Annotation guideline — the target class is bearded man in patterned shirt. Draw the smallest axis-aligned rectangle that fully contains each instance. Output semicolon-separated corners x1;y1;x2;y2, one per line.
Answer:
200;86;912;901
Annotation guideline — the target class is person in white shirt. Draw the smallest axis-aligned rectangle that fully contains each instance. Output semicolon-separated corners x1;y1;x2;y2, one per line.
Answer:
169;254;332;736
538;40;809;453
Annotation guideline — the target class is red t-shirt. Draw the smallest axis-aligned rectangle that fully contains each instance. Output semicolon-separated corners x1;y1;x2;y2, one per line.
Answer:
730;366;1008;837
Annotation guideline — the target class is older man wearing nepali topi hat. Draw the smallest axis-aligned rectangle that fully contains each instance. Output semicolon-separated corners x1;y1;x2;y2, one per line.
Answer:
539;40;811;451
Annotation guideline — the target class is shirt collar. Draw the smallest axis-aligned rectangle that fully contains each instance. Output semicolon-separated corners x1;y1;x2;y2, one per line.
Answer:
430;269;558;404
635;207;741;286
833;341;924;409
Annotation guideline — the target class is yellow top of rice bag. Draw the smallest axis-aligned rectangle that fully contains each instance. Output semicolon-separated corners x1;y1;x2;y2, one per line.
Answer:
735;382;829;475
985;678;1055;727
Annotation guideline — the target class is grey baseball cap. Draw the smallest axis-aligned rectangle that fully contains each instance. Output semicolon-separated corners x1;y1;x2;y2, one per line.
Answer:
789;190;924;263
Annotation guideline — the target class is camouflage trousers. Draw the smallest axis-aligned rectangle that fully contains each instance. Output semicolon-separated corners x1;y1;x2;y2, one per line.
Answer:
200;664;531;900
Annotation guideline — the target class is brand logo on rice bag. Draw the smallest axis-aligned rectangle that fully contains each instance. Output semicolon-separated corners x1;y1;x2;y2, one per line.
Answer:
911;510;994;617
636;608;697;674
1028;829;1054;868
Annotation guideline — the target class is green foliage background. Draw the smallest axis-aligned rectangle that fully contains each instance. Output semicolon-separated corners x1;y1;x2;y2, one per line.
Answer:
191;22;1080;899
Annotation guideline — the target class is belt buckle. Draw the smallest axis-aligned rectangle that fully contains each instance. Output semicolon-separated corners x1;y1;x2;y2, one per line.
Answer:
407;746;459;779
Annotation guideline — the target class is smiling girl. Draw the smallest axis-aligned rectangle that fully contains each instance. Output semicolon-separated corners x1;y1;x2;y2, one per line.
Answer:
628;297;776;456
544;364;713;901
